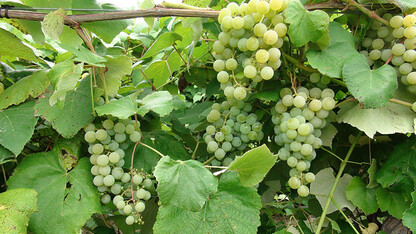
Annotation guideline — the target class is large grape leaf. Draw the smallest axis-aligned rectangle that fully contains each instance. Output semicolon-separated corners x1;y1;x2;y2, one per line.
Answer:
7;150;101;233
0;71;49;110
0;188;37;234
137;91;174;117
306;22;360;78
403;191;416;232
0;28;40;62
96;56;132;97
153;172;261;234
228;144;277;187
390;0;416;12
310;167;355;214
342;54;397;108
337;101;416;138
49;62;83;106
96;93;138;119
35;77;94;138
376;187;410;219
0;101;37;155
154;156;218;211
41;8;66;40
284;0;329;47
59;44;107;67
72;0;132;43
346;177;378;215
141;32;182;59
142;51;183;88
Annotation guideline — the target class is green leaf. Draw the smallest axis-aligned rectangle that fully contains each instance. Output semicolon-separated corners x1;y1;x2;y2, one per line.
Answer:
284;0;329;47
367;159;378;189
403;191;416;232
390;0;416;12
97;56;132;97
310;167;355;214
96;93;138;119
0;71;49;110
342;54;397;108
41;8;66;40
228;144;277;187
0;188;37;234
153;172;261;233
142;51;183;88
154;156;218;211
20;0;70;8
0;101;37;155
376;137;416;188
320;123;338;148
0;145;14;163
337;101;416;138
0;28;40;62
169;101;212;131
138;91;173;117
306;22;360;78
71;0;132;43
49;62;83;106
141;32;183;59
376;187;410;219
35;77;94;138
59;44;107;67
346;177;378;215
183;0;211;7
7;150;101;234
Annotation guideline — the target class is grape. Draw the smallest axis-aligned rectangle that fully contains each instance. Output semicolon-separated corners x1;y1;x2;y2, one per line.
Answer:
308;99;322;112
381;49;393;61
135;201;146;213
207;141;219;153
101;194;111;204
121;173;131;183
84;131;96;143
322;97;336;110
254;23;267;37
92;144;104;155
392;27;404;38
125;215;135;225
321;88;335;99
95;129;108;141
288;176;301;189
111;184;122;194
287;118;300;130
407;72;416;84
296;161;307;171
403;50;416;62
103;175;115;186
399;63;413;75
93;175;104;187
403;14;416;27
392;43;406;56
404;26;416;39
293;96;306;108
369;50;381;60
215;148;226;160
234;87;247;100
115;133;127;143
218;8;231;22
377;27;390;38
390;15;404;28
109;152;120;163
221;15;233;29
114;123;126;133
244;65;257;78
263;30;278;45
97;155;109;166
256;49;269;63
99;165;111;176
225;58;238;70
213;60;225;72
290;141;301;152
217;71;229;84
232;16;244;29
112;167;124;179
123;204;133;215
305;172;315;183
143;178;153;189
297;185;309;197
261;66;274;80
256;1;269;15
246;37;260;51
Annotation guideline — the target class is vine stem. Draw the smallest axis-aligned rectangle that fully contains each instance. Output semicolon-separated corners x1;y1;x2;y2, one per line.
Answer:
340;0;389;27
315;131;362;234
331;198;359;234
389;98;413;107
137;142;165;158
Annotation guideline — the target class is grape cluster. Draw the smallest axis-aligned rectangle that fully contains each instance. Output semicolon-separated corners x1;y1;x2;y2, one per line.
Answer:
84;119;153;225
360;12;416;94
272;87;336;197
214;0;289;100
204;99;264;166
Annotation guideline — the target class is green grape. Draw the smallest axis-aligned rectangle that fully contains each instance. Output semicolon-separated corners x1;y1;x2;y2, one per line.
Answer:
403;50;416;62
246;37;260;51
268;48;281;62
237;38;248;51
113;195;124;205
206;125;216;135
222;142;232;152
256;0;269;15
121;173;131;183
377;27;390;38
243;15;255;29
244;65;257;78
280;87;292;98
287;118;300;130
84;123;96;132
94;129;107;142
224;86;235;98
221;15;233;29
125;215;135;225
392;27;404;38
84;131;96;143
288;176;301;189
115;133;126;143
361;37;373;48
123;204;133;215
92;144;104;155
102;120;114;130
300;144;313;156
321;88;335;99
301;108;314;121
103;175;115;186
143;178;153;189
322;97;336;110
297;185;309;197
399;63;413;75
111;184;122;194
305;172;315;183
135;201;146;213
278;148;290;160
261;66;274;80
287;156;298;168
91;165;100;175
290;141;301;152
371;39;384;50
252;122;262;132
130;131;142;143
403;14;416;27
97;155;109;166
225;58;238;70
392;56;405;66
286;129;297;139
405;38;416;49
93;175;104;187
369;50;381;60
215;132;225;142
404;26;416;39
263;30;278;45
99;165;111;176
112;167;124;180
108;152;120;164
392;43;406;56
254;23;267;37
218;8;231;23
390;15;404;28
217;71;230;84
114;123;126;133
232;137;242;147
213;60;225;72
101;194;111;204
297;123;311;136
240;123;251;134
296;161;307;171
215;148;226;160
256;49;269;64
407;72;416;84
293;96;306;108
381;49;393;61
218;32;231;45
234;87;247;100
308;99;322;112
207;141;219;153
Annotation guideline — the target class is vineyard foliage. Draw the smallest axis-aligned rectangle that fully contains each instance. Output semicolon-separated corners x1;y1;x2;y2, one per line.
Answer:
1;0;416;233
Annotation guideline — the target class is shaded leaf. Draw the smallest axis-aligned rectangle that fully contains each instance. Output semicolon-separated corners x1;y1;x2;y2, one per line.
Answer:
346;177;378;215
96;93;138;119
49;62;83;106
141;32;182;59
154;156;218;211
320;123;338;148
0;101;37;155
403;191;416;232
376;187;410;219
59;44;107;67
342;54;397;108
97;56;132;97
0;188;37;234
138;91;173;117
0;28;40;62
228;145;277;187
0;71;49;110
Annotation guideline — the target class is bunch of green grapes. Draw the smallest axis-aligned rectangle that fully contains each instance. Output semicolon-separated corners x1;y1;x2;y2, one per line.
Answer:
360;12;416;95
204;99;264;166
84;118;153;225
213;0;289;100
272;87;336;197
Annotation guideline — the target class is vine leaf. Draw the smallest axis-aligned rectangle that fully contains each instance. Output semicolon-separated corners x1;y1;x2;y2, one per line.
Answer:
228;144;277;187
0;188;37;233
390;0;416;12
141;32;183;59
35;77;94;138
284;0;329;47
320;123;338;148
142;51;184;88
97;56;132;97
154;156;218;211
346;177;378;215
0;146;13;163
7;150;101;234
96;93;139;119
0;101;38;155
153;172;261;233
0;71;50;110
41;8;66;40
403;191;416;232
310;167;355;214
376;187;410;219
48;61;83;106
0;28;40;62
59;44;107;67
337;101;416;138
138;91;173;117
306;22;360;78
367;159;378;189
342;54;397;108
